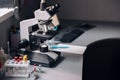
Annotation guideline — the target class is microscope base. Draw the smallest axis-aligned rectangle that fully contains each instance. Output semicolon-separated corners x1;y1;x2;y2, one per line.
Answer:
29;51;61;67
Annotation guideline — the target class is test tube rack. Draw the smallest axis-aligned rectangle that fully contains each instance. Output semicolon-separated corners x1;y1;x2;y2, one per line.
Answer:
4;59;30;77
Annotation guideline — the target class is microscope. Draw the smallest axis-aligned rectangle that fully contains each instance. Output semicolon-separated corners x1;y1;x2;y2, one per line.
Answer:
19;0;61;67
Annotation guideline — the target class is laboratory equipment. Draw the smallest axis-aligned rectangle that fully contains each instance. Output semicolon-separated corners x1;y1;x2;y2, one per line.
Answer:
4;56;30;77
19;0;61;67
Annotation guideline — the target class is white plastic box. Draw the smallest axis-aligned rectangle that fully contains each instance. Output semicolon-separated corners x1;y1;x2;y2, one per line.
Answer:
4;60;30;77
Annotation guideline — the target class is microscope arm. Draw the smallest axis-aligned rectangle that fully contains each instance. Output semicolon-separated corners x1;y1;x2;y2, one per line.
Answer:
20;18;38;41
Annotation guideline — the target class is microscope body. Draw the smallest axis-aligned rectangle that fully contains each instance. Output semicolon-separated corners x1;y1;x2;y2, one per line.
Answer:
19;0;61;67
20;0;60;41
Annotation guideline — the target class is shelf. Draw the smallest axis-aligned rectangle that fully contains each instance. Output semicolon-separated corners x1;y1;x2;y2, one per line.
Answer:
0;8;14;23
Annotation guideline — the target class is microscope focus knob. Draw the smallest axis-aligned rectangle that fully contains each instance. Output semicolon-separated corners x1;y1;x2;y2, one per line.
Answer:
39;44;48;52
19;39;29;48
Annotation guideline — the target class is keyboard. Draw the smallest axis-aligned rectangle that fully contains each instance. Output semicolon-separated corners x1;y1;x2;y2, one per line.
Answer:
59;29;84;42
53;23;95;43
53;25;84;43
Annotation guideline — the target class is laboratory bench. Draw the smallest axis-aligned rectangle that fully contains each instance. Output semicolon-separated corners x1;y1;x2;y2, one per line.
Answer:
2;53;82;80
58;20;120;47
2;20;120;80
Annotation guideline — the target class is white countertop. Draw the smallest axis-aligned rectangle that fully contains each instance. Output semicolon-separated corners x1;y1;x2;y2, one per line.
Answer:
3;53;82;80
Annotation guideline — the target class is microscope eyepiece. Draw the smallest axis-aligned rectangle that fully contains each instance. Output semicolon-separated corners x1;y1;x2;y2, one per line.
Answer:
40;0;46;11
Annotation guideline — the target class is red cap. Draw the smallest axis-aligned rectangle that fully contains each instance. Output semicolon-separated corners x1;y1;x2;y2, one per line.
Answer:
19;56;22;60
14;56;18;61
